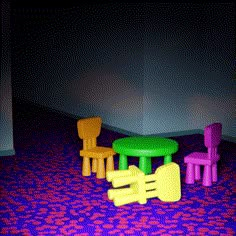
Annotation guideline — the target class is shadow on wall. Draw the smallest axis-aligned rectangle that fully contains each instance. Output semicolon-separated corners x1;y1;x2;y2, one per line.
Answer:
67;70;143;116
187;95;236;135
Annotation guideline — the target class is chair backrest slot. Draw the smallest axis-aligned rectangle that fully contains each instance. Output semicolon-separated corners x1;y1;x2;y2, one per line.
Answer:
204;123;222;160
83;138;97;150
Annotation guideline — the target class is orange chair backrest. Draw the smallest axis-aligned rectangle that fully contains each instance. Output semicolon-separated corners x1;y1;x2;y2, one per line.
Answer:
77;117;102;150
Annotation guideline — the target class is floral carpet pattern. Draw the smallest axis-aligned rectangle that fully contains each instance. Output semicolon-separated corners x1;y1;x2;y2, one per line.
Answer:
0;101;236;235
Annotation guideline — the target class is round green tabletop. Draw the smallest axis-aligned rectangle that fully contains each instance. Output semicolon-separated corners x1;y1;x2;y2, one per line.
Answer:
113;136;178;174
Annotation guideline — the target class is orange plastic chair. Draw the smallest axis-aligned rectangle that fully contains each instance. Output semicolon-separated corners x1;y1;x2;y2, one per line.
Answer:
77;116;115;179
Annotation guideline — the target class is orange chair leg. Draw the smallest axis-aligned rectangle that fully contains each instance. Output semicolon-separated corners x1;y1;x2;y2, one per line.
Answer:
82;157;91;176
106;156;114;172
92;158;97;173
97;159;105;179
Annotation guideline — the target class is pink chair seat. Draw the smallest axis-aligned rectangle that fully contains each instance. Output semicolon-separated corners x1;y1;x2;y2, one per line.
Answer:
184;123;222;187
184;152;220;166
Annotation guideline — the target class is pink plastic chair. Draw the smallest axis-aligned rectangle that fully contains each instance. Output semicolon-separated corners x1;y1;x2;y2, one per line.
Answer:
184;123;222;186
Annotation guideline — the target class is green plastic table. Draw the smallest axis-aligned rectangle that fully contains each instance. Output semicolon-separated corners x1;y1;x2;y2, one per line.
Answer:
112;136;178;174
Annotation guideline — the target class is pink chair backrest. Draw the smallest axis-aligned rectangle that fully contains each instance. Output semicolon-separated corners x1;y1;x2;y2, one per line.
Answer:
204;123;222;159
204;123;222;147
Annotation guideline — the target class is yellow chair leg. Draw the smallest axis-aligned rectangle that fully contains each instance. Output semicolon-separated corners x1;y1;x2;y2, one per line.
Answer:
114;193;142;207
108;188;134;200
82;157;91;176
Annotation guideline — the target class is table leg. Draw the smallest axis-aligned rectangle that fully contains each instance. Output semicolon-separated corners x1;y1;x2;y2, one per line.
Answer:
164;155;172;164
119;154;128;170
139;156;151;175
147;157;152;174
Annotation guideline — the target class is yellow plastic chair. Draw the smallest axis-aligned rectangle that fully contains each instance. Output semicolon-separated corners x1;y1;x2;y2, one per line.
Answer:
107;162;181;206
78;116;116;179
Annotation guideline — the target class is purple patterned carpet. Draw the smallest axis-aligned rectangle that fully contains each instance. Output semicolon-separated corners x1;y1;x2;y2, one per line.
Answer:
1;100;236;235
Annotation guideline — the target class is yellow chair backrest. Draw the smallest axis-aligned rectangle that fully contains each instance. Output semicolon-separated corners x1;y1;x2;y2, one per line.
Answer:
77;116;102;150
155;162;181;202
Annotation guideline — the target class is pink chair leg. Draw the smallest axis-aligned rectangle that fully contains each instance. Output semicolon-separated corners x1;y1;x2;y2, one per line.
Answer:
203;165;212;186
185;163;195;184
194;165;201;180
212;163;218;182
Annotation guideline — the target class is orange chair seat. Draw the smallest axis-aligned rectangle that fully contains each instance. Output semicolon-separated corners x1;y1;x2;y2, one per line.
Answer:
80;147;115;159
